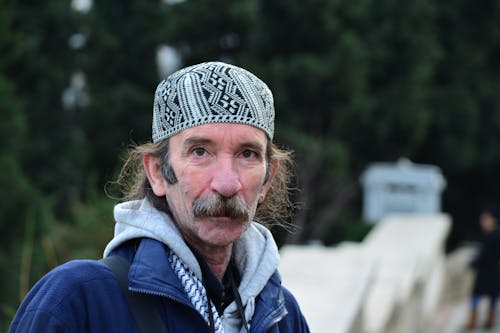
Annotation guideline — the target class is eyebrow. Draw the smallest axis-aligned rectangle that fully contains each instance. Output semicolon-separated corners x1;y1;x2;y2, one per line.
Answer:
182;136;266;153
240;141;266;153
183;136;213;150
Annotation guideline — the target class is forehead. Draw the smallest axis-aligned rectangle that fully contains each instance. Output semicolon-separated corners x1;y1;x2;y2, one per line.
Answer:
170;123;268;147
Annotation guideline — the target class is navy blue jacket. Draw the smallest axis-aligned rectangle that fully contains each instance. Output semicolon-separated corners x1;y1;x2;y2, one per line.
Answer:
9;238;310;332
471;229;500;296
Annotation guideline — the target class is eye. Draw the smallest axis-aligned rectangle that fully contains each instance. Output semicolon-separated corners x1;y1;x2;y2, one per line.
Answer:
192;147;207;157
241;149;257;159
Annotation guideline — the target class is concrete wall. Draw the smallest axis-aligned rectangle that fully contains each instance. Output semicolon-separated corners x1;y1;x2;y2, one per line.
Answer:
279;213;451;333
279;243;373;333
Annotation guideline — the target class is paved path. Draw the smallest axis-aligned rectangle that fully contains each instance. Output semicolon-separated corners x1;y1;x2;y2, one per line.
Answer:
424;244;500;333
426;297;499;333
426;301;468;333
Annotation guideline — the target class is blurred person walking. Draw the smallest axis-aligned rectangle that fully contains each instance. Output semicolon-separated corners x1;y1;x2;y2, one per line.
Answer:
466;207;500;330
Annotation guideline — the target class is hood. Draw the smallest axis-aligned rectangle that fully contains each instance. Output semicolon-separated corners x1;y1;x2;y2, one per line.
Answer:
103;199;203;278
103;199;280;330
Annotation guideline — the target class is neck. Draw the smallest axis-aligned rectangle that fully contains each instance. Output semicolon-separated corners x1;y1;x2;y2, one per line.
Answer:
186;240;233;281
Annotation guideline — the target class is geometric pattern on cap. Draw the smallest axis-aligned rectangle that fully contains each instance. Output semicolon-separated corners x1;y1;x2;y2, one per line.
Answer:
152;61;275;142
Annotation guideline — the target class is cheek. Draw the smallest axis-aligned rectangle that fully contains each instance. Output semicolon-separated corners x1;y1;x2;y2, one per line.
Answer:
241;173;267;202
176;169;211;201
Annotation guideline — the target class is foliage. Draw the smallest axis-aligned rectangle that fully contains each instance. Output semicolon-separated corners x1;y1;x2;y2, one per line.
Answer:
245;0;442;242
45;193;115;264
0;2;57;327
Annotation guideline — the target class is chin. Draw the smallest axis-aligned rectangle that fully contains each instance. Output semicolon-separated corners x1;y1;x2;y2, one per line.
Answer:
202;221;250;245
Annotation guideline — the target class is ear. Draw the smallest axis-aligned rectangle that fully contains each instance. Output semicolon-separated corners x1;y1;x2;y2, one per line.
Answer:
259;158;279;203
143;155;167;196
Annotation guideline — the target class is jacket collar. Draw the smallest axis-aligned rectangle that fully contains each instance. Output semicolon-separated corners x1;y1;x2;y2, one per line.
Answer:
111;237;288;326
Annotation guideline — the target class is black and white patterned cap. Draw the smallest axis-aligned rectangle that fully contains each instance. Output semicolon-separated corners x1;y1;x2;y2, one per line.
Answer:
152;61;275;142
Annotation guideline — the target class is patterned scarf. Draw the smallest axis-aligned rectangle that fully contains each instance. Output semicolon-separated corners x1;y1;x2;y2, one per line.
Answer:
168;249;225;333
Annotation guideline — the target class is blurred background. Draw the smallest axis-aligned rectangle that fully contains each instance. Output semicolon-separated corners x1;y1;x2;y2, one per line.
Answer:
2;0;500;330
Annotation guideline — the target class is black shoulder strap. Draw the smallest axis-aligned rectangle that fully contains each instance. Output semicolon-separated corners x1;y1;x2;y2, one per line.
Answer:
101;255;167;333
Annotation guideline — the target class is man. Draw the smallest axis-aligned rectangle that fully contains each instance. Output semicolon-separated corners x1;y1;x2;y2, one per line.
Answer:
9;61;310;332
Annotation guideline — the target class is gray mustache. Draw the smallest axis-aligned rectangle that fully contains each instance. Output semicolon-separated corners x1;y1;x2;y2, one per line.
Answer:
193;194;249;220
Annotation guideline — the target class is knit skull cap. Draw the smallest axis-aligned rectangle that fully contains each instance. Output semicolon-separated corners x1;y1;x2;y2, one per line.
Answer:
152;61;275;143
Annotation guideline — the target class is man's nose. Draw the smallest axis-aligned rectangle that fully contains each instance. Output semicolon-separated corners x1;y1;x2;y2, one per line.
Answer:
210;157;242;198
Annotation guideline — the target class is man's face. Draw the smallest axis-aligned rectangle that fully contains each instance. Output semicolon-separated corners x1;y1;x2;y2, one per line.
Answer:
162;123;272;249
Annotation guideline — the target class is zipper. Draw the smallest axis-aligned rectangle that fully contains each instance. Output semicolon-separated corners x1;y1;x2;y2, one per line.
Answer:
264;311;287;331
129;286;195;310
130;284;288;332
252;304;288;332
129;286;213;331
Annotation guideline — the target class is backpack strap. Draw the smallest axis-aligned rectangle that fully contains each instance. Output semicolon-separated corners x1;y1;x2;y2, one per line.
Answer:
101;255;167;333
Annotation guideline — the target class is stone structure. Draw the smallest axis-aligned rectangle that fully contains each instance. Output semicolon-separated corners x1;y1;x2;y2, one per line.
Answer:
359;158;446;223
279;213;451;333
280;243;373;333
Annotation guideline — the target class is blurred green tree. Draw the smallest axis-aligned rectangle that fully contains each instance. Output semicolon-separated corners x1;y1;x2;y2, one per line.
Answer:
418;0;500;244
79;1;164;185
4;1;86;216
248;0;441;242
0;1;55;325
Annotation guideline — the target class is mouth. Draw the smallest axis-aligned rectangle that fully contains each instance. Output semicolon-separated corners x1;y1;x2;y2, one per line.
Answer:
209;216;239;223
201;214;248;223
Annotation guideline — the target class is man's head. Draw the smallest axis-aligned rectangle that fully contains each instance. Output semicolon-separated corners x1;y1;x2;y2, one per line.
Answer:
150;61;275;186
116;62;294;247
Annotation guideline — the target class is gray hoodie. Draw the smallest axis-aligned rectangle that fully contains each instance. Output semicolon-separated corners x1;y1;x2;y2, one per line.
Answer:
103;198;281;332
